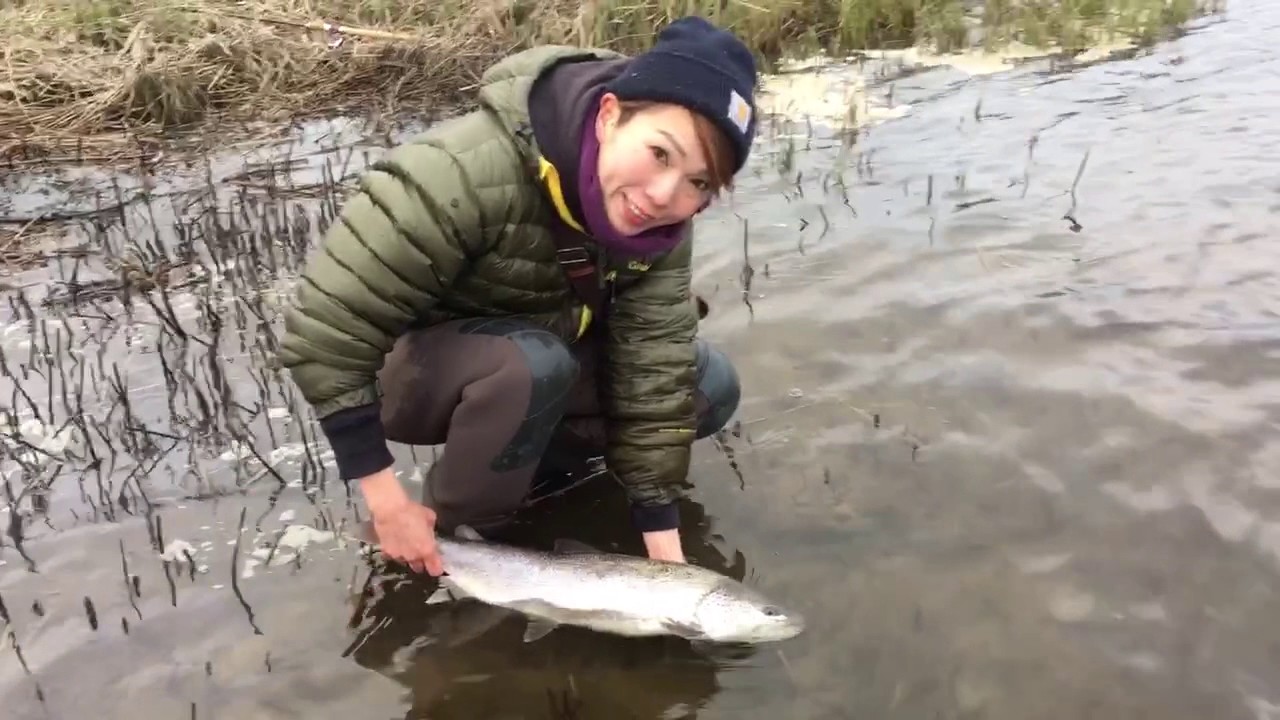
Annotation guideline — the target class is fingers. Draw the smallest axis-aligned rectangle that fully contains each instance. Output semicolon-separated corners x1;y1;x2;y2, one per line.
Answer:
392;547;443;576
407;557;442;576
425;554;444;576
376;505;442;575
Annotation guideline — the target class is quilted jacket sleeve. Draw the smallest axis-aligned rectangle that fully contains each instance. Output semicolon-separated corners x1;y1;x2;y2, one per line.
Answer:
601;227;700;531
279;137;487;479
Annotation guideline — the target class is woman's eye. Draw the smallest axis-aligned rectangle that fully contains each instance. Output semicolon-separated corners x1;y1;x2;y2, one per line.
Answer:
650;146;669;164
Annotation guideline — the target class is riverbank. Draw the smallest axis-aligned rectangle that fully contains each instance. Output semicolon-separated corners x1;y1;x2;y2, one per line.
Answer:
1;0;1218;166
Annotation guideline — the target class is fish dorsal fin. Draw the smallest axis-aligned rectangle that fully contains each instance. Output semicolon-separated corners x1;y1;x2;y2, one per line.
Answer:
553;537;599;554
455;524;484;541
522;617;558;642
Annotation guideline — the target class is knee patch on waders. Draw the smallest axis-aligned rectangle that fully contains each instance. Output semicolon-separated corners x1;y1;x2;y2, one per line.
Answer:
458;318;579;473
694;338;741;438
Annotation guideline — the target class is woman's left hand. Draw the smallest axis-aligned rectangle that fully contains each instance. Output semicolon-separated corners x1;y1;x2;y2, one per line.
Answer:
642;529;686;563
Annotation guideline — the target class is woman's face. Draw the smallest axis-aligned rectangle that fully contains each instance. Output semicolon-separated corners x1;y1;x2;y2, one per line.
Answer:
594;93;715;235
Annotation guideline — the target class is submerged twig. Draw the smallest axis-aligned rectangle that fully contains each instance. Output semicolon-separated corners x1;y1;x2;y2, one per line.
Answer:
230;506;264;636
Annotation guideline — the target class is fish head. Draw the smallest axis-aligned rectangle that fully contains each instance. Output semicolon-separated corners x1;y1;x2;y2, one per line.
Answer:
692;581;805;643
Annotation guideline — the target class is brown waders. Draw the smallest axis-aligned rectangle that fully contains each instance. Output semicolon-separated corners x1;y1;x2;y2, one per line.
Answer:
376;316;740;533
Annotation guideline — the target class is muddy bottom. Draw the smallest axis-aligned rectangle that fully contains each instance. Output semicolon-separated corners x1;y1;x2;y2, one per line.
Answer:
4;2;1280;718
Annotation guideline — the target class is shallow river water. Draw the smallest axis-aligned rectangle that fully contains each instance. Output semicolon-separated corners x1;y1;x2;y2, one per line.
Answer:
3;1;1280;718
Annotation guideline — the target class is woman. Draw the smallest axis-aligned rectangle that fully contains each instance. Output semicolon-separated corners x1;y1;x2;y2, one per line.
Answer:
279;16;758;576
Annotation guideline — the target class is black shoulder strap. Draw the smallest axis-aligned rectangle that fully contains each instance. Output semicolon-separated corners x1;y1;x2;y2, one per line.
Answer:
549;229;606;314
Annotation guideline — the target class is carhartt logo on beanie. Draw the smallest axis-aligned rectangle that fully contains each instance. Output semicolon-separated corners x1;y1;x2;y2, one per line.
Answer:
604;16;759;174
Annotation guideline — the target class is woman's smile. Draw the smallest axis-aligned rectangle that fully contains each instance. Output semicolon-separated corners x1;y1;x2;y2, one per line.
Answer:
619;192;656;230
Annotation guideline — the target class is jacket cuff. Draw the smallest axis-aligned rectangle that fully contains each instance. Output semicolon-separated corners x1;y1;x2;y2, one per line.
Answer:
629;501;680;533
317;403;394;480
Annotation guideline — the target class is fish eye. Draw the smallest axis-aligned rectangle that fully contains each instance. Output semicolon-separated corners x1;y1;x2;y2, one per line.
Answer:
762;606;781;617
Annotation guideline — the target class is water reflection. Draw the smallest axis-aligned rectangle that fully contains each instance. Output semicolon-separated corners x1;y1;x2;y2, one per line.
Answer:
346;477;758;719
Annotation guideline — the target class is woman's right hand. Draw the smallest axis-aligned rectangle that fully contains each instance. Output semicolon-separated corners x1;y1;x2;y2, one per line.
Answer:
360;467;445;576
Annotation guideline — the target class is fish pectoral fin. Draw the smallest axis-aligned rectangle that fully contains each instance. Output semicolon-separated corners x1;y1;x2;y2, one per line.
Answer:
425;576;471;604
661;620;708;640
442;603;512;648
552;537;600;554
455;524;485;541
522;617;559;643
424;587;454;605
426;575;469;603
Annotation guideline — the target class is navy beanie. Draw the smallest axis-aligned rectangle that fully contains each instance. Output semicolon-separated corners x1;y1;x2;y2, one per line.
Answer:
605;16;758;174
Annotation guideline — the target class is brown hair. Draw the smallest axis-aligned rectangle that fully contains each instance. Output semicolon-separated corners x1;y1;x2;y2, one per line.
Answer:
616;100;737;195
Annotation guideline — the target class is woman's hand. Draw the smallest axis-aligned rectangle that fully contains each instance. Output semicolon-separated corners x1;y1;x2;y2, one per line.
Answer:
642;528;686;563
361;467;444;576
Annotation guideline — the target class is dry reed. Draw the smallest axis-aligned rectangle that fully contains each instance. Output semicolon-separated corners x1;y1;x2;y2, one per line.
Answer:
0;0;1216;165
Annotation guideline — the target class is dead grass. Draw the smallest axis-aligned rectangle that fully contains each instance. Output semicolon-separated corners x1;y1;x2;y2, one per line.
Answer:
0;0;1218;165
1;1;510;163
1;222;65;273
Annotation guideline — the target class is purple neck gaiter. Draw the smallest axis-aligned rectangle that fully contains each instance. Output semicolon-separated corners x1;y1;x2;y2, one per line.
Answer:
575;106;686;259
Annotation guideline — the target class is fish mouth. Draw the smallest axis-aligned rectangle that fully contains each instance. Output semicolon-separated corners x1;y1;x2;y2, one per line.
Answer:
765;618;805;642
759;610;806;642
720;620;804;644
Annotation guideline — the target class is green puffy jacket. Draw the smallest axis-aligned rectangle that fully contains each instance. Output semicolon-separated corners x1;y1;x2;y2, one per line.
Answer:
279;45;701;510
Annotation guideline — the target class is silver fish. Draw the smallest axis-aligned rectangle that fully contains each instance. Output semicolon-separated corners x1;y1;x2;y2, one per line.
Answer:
353;522;805;645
